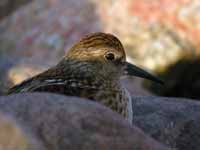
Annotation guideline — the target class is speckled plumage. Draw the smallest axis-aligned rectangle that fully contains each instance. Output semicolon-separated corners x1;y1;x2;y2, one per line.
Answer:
8;32;163;123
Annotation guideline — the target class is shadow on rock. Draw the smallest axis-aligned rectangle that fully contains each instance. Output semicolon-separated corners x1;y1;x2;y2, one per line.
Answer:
145;57;200;99
0;0;31;20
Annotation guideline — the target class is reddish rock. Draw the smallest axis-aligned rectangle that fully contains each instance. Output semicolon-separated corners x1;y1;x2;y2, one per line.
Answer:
94;0;200;71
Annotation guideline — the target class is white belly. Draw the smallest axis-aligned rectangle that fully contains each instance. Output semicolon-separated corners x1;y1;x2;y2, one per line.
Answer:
124;88;133;124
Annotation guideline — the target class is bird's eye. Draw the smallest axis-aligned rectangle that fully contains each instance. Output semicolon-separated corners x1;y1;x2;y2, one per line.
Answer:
105;52;115;61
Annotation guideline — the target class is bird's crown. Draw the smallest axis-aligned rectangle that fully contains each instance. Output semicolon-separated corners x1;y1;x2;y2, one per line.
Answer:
64;32;126;63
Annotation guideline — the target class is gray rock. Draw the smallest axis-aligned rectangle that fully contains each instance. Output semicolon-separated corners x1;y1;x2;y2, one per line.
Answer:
0;112;45;150
133;96;200;150
0;93;169;150
0;0;30;20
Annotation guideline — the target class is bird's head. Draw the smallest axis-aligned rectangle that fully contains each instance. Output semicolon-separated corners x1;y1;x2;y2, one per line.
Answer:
62;32;163;84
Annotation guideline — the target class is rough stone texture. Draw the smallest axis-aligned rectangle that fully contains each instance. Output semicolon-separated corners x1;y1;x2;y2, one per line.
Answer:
95;0;200;72
0;93;169;150
0;112;45;150
133;96;200;150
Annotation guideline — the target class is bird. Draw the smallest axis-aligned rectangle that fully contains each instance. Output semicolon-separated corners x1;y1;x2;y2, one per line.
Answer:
8;32;163;123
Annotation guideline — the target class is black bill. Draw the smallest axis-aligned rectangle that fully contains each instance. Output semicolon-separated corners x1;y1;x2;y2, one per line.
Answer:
126;62;164;85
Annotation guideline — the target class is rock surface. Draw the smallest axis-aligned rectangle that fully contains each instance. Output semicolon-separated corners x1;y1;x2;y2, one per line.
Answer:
0;112;45;150
95;0;200;71
0;93;169;150
0;0;30;20
145;58;200;99
133;96;200;150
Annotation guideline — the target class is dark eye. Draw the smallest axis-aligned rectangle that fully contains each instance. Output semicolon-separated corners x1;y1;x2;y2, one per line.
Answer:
105;52;115;61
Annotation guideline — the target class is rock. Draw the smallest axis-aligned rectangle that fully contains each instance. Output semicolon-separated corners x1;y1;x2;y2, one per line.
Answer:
0;93;169;150
94;0;200;72
0;0;30;20
133;96;200;150
122;78;152;96
94;0;200;99
145;58;200;99
0;112;45;150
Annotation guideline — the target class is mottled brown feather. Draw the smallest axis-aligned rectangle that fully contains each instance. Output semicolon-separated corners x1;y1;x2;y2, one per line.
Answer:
7;32;132;123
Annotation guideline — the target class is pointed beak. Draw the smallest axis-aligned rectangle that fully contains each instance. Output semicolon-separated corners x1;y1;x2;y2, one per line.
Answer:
125;62;164;85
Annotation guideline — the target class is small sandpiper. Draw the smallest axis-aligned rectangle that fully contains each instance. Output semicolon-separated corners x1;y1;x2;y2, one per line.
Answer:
8;32;163;123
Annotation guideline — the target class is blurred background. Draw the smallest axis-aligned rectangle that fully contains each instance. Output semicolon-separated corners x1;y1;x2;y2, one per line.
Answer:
0;0;200;99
